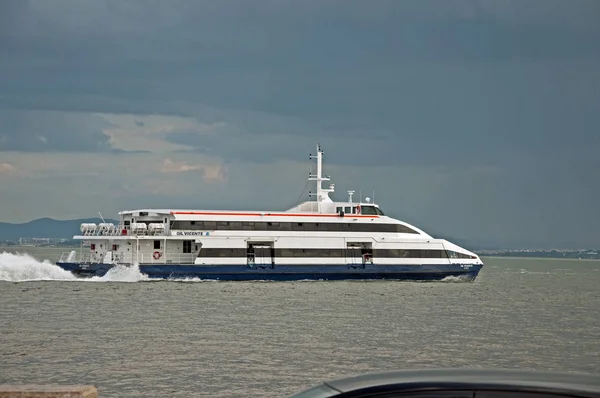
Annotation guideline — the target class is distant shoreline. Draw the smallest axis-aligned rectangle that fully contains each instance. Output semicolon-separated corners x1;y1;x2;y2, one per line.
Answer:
481;255;600;262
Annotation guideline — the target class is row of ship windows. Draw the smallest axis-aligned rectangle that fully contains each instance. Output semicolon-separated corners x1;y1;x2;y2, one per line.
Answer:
335;206;384;215
171;221;419;234
196;248;474;259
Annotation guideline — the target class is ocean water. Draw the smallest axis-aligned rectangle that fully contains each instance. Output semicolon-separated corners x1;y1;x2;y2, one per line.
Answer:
0;247;599;397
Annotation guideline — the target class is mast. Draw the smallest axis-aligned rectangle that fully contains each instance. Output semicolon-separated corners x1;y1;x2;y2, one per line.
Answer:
308;144;333;212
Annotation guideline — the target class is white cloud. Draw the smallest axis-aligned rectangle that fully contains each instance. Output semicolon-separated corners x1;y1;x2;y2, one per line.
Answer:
99;113;228;153
160;158;202;173
201;164;227;183
160;158;227;183
0;162;17;175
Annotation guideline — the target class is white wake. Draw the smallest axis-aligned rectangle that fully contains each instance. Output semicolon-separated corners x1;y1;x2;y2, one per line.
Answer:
440;274;473;282
0;251;149;283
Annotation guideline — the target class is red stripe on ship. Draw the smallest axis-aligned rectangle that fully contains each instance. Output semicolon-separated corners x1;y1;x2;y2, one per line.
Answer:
170;211;379;218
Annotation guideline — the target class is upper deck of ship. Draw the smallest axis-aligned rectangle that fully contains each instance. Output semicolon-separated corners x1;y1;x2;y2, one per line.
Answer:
76;144;432;239
117;144;387;221
117;201;384;221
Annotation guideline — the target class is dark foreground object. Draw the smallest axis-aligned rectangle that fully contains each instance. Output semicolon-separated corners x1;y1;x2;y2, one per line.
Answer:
289;369;600;398
0;385;97;398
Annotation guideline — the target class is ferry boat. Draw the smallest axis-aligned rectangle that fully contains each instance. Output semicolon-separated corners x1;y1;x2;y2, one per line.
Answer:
56;144;484;281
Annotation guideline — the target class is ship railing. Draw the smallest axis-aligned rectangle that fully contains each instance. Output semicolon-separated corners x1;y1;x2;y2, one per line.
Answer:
80;226;170;237
58;251;197;265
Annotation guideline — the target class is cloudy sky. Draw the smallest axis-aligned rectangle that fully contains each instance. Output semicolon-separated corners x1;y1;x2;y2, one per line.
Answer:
1;0;599;248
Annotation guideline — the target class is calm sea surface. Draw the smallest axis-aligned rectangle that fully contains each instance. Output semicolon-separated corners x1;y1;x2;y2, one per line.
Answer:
0;246;599;397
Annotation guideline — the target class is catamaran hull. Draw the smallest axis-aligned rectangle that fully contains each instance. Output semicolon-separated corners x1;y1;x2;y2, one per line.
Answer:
55;262;483;281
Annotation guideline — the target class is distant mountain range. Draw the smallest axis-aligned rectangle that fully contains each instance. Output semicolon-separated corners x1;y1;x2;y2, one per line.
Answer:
0;217;118;241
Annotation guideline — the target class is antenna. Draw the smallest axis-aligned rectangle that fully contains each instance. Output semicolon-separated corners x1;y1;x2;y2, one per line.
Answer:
98;212;106;224
373;190;375;204
348;190;355;203
307;144;332;212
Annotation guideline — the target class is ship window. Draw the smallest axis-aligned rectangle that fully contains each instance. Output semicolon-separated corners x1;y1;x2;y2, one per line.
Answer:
374;249;422;258
153;240;161;249
344;206;351;213
317;248;344;257
170;220;418;234
277;248;293;257
294;249;306;257
359;206;375;215
422;250;443;258
183;241;192;253
193;247;454;258
447;250;474;259
279;222;291;231
326;223;340;231
190;221;195;225
355;205;385;215
398;249;411;257
393;224;418;234
336;207;342;213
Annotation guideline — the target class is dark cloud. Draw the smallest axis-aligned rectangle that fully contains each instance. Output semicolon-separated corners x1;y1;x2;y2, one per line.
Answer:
0;110;119;152
1;0;598;160
2;1;599;107
164;127;463;167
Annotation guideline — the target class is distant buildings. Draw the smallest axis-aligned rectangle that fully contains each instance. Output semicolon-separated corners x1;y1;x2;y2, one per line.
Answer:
478;248;600;260
15;237;71;246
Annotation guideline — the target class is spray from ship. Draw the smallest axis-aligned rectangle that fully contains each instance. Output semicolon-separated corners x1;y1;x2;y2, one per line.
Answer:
0;251;150;282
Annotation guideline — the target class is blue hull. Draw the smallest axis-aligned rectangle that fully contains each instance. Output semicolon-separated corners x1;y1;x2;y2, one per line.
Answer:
55;262;483;281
